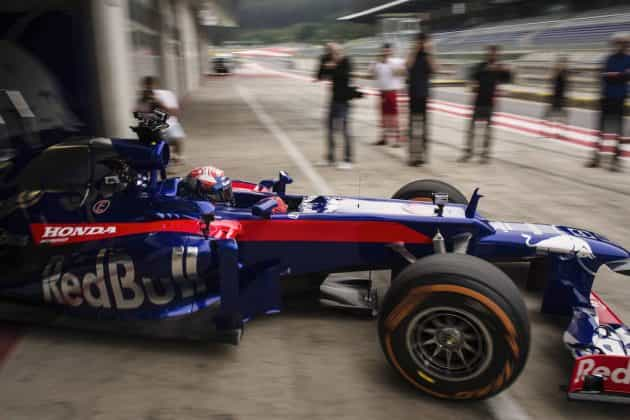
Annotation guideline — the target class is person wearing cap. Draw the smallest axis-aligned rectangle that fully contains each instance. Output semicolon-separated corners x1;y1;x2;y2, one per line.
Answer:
371;43;406;147
407;33;436;166
587;33;630;171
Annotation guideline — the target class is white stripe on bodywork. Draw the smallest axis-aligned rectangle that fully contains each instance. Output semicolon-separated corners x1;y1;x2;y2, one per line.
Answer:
491;222;510;232
526;223;542;235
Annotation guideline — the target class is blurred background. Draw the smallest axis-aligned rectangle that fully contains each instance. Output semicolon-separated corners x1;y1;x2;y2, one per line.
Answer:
0;0;628;142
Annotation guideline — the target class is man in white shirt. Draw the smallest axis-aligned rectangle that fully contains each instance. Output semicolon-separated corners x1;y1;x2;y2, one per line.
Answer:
136;76;186;163
371;43;406;146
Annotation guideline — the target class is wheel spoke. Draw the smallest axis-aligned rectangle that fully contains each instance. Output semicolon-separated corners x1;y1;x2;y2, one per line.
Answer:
420;337;437;347
456;349;471;369
462;341;476;353
431;318;447;328
432;345;443;358
446;350;453;370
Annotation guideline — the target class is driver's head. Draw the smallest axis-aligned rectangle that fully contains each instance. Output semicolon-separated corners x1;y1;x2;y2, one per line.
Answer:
184;166;234;204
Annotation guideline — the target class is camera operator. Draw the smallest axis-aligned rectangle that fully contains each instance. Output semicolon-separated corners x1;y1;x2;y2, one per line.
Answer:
315;43;354;170
136;76;186;163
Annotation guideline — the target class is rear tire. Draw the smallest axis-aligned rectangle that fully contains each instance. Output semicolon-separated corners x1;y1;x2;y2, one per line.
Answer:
378;254;530;400
389;179;469;279
392;179;468;205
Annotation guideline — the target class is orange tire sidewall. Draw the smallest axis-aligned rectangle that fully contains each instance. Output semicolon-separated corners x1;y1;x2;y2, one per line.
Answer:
382;284;521;399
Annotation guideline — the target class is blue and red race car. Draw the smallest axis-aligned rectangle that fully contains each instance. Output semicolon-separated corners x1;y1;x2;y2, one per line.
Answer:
1;112;629;402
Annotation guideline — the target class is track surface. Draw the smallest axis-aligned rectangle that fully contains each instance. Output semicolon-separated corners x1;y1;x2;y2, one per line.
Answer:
1;64;630;419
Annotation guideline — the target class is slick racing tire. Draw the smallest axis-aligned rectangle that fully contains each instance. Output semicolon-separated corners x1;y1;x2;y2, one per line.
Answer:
378;254;530;400
392;179;468;205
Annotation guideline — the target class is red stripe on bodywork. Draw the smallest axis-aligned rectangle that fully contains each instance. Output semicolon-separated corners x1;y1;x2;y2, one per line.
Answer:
237;219;432;243
30;220;203;246
31;219;432;245
590;292;623;325
232;180;257;190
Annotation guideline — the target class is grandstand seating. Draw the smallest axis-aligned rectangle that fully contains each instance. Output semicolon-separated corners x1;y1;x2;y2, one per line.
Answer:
532;22;630;46
295;7;630;94
430;10;630;52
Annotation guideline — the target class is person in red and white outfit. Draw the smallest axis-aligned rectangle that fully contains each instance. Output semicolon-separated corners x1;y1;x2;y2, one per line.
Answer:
371;43;406;147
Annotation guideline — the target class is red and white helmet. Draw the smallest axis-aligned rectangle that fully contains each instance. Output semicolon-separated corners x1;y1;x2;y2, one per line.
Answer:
184;166;233;203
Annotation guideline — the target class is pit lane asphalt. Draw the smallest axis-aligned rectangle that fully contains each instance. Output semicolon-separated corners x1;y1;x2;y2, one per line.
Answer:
0;67;629;420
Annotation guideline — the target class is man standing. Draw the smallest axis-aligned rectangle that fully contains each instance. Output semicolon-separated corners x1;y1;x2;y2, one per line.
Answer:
407;33;436;166
460;45;511;163
316;43;353;170
587;33;630;172
543;55;570;126
371;43;405;147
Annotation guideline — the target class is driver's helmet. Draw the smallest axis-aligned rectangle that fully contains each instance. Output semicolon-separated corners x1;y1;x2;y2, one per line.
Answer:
184;166;233;203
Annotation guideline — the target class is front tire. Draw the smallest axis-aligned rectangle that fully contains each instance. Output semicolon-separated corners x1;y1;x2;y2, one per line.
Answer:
378;254;530;400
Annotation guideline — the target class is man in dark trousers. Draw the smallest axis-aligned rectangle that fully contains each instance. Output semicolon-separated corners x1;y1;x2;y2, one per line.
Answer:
587;34;630;172
316;43;354;170
407;33;436;166
460;45;511;163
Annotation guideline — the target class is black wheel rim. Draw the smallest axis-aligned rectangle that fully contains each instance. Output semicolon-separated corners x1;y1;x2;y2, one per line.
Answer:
405;306;493;382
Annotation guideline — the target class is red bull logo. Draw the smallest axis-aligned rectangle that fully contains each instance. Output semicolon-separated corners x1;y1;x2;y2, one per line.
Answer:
570;355;630;394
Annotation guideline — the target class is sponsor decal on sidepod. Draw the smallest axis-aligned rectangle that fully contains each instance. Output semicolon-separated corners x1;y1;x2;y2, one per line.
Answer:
40;225;117;243
42;247;203;310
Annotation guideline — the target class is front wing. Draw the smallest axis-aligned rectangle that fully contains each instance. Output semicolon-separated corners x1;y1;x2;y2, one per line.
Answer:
565;292;630;402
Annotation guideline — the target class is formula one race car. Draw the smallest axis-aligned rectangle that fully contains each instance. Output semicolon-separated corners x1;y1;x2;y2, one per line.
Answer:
1;112;629;402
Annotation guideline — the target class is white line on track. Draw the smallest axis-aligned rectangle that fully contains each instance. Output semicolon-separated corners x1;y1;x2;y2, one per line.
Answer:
236;84;332;195
486;392;533;420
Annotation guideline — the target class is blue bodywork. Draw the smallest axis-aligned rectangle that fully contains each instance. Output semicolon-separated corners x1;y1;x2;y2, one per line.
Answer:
0;137;629;355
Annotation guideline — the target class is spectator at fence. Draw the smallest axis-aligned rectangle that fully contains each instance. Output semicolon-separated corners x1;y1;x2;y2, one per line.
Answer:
136;76;186;163
587;33;630;172
407;33;436;166
371;43;405;147
316;43;354;170
543;55;570;127
460;45;511;164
